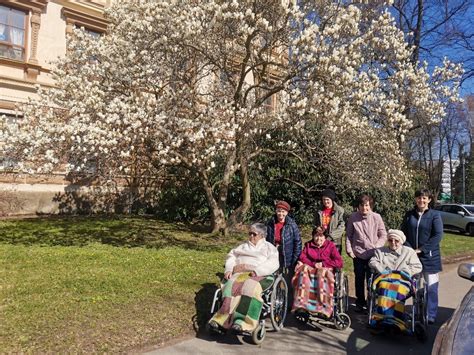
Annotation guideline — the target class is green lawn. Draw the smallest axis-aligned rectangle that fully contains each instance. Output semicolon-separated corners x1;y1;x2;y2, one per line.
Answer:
1;217;473;352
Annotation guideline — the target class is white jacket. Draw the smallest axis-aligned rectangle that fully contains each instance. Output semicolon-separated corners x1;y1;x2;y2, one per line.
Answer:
225;239;279;276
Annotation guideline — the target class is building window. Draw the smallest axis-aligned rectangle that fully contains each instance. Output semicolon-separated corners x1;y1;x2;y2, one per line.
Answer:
83;27;102;39
0;5;26;61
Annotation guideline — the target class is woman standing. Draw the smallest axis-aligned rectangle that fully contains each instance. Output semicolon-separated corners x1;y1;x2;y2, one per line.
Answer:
266;200;302;274
313;189;345;253
401;189;443;324
346;194;387;312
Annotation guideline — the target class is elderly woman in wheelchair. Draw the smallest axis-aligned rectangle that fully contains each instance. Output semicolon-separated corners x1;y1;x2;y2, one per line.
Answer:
367;229;427;340
207;222;284;344
292;227;351;330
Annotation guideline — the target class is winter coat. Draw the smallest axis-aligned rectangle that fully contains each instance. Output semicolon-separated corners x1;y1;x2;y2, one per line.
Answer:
313;202;345;246
299;239;343;269
346;211;387;260
401;208;443;273
266;215;302;268
225;239;279;277
369;245;423;277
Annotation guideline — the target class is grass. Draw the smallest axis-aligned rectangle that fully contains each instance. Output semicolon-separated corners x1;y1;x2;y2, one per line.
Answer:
1;216;473;352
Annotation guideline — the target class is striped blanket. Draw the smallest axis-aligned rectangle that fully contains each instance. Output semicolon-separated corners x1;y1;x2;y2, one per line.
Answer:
291;262;335;318
370;271;414;332
210;272;274;332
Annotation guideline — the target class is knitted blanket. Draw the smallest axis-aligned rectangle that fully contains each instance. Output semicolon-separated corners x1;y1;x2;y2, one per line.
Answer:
291;262;335;318
210;272;274;331
370;271;414;332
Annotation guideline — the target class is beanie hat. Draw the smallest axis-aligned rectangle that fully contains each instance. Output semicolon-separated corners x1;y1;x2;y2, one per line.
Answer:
275;200;291;212
387;229;406;244
321;189;336;202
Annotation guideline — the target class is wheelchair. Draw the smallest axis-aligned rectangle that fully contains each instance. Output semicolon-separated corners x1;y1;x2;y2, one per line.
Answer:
294;268;351;330
207;272;288;345
367;270;427;342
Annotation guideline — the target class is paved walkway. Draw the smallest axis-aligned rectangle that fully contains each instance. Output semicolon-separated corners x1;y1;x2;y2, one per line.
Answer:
147;261;473;355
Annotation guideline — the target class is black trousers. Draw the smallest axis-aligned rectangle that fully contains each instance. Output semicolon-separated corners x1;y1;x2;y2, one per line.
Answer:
353;257;371;307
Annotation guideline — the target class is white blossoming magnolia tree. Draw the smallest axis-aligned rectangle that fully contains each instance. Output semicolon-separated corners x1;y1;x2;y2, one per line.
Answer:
3;0;461;232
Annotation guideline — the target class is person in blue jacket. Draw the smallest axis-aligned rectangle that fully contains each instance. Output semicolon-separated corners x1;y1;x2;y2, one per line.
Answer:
401;188;443;324
266;200;302;274
266;200;302;309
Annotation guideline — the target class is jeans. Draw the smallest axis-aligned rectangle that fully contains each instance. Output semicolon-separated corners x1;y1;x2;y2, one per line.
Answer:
353;257;371;307
423;272;439;321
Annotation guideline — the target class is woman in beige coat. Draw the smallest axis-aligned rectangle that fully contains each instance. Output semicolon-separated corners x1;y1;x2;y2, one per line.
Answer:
369;229;422;277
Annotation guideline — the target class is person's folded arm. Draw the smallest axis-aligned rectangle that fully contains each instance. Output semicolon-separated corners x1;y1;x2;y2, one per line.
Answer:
323;243;343;268
368;249;385;274
375;216;387;248
224;248;238;274
253;245;279;276
292;224;303;265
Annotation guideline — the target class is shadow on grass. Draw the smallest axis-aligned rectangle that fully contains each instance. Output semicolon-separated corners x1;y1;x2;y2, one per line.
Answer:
0;215;244;251
192;282;221;334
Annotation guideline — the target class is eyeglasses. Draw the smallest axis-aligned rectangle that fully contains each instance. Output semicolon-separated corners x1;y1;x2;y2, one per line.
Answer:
388;239;400;243
248;232;258;237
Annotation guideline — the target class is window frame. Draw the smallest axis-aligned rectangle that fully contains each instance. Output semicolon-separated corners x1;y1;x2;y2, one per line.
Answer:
0;4;28;61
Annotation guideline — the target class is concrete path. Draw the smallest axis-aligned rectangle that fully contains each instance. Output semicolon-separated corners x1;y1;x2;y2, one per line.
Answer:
147;261;473;355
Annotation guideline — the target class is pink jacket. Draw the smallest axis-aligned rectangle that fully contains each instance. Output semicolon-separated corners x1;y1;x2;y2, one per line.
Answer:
346;211;387;260
298;239;343;269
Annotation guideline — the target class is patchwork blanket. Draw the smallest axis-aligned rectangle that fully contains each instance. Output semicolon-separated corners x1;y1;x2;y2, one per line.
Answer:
291;262;335;318
370;271;414;332
210;272;274;331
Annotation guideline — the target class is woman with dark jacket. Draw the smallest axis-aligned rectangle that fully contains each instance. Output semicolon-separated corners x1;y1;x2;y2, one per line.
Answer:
266;200;302;272
401;188;443;324
313;189;345;253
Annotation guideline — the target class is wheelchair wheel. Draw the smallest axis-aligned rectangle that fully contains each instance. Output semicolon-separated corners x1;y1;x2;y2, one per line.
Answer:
251;323;266;345
270;275;288;331
334;312;351;330
338;274;349;313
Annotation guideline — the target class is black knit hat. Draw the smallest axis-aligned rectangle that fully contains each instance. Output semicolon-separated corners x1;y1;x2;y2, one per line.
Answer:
321;189;336;201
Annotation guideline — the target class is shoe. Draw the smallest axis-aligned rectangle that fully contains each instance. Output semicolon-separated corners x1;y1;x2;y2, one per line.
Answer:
231;323;242;333
208;320;220;330
354;305;367;313
428;318;435;325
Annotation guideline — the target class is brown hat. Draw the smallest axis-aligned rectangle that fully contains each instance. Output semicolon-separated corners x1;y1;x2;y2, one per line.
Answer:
275;200;291;212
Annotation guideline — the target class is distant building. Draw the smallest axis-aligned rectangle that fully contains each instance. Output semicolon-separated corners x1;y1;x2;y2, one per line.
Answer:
440;158;459;201
0;0;111;215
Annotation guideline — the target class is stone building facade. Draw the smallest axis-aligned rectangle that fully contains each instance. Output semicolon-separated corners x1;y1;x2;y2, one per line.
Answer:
0;0;111;215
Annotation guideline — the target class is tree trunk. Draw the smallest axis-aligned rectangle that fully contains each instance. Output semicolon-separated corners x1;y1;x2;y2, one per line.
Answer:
198;168;227;234
228;157;251;228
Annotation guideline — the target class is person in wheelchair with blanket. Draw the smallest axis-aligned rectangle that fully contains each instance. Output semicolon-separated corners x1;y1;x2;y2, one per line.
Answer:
208;222;279;335
292;226;350;330
368;229;424;336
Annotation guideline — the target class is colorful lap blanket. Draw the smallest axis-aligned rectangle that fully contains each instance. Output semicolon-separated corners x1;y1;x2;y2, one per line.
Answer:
291;262;335;318
210;272;274;332
370;271;414;332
